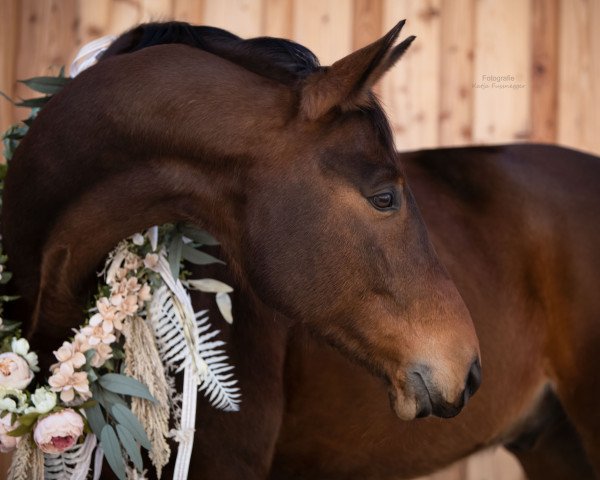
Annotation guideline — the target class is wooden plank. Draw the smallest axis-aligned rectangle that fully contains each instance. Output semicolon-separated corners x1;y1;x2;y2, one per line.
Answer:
558;0;600;155
292;0;353;66
77;0;112;46
352;0;382;49
139;0;174;22
381;0;442;151
0;0;20;133
203;0;262;38
106;0;143;35
14;0;79;122
439;0;475;146
530;0;558;143
262;0;293;38
473;0;532;143
173;0;205;24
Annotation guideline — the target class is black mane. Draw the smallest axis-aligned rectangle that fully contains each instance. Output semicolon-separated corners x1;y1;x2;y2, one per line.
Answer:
101;21;321;84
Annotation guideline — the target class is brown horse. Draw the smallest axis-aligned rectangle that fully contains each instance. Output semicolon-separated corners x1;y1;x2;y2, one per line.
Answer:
2;22;481;478
270;144;600;480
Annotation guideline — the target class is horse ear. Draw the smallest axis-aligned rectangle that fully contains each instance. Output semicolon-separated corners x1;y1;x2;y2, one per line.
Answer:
300;20;415;120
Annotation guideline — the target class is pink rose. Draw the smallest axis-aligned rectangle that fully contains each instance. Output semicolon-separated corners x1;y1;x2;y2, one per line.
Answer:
0;414;20;453
0;352;34;389
33;409;84;454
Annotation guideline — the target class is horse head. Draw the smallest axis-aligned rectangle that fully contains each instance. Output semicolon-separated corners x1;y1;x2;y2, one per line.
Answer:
2;20;479;421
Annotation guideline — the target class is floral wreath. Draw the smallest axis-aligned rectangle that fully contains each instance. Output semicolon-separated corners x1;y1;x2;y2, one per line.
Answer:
0;39;240;480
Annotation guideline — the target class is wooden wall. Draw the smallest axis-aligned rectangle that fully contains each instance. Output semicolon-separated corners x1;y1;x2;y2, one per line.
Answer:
0;0;599;478
1;0;599;155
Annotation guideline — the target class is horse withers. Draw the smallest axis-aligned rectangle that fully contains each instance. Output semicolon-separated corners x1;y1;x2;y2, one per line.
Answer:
2;18;479;453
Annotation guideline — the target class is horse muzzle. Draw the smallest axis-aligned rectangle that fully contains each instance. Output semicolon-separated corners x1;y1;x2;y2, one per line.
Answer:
388;358;482;420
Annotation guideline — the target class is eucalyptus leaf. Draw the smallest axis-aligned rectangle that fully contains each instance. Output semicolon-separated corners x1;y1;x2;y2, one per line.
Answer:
98;373;156;402
110;404;152;450
16;97;51;109
116;423;143;471
19;76;70;95
216;292;233;324
182;244;225;266
87;368;98;382
180;224;220;246
168;233;183;279
100;389;128;408
84;402;106;439
84;349;96;365
101;425;126;480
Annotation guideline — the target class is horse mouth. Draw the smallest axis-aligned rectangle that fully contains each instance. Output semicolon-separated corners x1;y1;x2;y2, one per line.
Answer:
411;371;433;418
387;372;432;420
387;368;466;420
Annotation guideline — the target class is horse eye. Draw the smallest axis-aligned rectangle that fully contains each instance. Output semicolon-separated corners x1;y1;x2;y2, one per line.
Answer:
370;192;395;210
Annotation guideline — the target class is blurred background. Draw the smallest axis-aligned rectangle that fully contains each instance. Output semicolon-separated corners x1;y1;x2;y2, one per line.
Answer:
0;0;599;478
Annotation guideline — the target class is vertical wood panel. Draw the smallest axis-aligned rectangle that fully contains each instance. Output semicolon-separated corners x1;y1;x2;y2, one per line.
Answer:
139;0;174;22
352;0;382;49
77;0;112;46
105;0;143;34
473;0;532;143
381;0;442;151
13;0;79;123
203;0;262;38
292;0;352;66
173;0;205;24
0;0;19;133
439;0;475;146
558;0;600;154
530;0;558;142
262;0;293;38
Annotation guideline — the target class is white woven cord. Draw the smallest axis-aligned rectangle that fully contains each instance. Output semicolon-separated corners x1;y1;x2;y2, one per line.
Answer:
172;367;197;480
70;35;116;77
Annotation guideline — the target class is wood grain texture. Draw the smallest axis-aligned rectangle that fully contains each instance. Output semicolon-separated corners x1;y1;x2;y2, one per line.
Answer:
203;0;262;38
439;0;475;146
0;0;19;132
263;0;293;38
292;0;352;66
531;0;558;142
352;0;382;49
473;0;532;143
381;0;442;150
558;0;600;154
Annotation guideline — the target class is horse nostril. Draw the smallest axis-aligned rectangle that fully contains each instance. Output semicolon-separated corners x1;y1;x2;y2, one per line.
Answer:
465;358;482;399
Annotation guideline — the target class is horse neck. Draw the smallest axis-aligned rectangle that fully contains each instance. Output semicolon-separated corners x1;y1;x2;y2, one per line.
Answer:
27;158;242;354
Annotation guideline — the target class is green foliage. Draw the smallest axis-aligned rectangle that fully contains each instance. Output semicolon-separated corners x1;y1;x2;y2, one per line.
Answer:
101;425;126;480
98;373;156;402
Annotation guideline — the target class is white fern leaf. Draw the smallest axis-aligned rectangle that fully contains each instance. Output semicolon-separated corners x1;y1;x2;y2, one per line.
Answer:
148;285;207;376
194;313;241;412
44;434;97;480
147;251;241;412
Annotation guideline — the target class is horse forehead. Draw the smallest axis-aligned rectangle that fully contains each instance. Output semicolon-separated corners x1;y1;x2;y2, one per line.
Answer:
322;114;399;170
